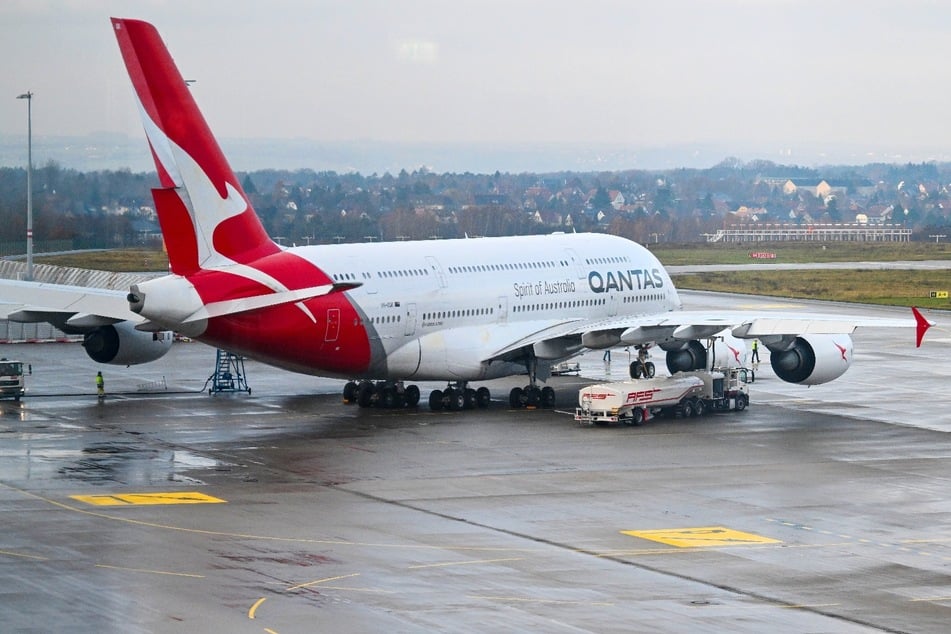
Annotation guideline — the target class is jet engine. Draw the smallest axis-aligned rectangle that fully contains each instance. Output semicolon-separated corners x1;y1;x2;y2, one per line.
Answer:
768;334;852;385
662;331;748;374
83;321;173;365
663;339;707;374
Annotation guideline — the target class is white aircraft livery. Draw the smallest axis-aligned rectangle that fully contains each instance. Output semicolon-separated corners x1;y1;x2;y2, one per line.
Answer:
0;18;934;411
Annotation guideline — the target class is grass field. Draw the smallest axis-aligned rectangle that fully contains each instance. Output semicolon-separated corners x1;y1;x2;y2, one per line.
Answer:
34;242;951;310
673;269;951;310
649;241;951;265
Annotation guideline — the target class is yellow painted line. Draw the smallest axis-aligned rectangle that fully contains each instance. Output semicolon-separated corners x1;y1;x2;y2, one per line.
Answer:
248;597;266;619
0;549;48;561
408;557;525;570
469;595;614;607
688;602;841;610
286;573;360;592
4;482;541;554
70;491;227;506
622;526;781;548
94;564;204;578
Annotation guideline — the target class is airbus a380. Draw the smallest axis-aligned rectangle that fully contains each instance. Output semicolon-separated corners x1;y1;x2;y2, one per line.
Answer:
0;18;934;411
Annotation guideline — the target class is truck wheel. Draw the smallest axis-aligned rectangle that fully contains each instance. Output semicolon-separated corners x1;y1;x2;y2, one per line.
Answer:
625;408;644;426
680;400;694;418
694;398;706;417
735;394;748;411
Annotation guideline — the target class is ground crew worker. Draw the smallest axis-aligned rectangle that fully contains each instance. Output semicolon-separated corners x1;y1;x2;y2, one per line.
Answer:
96;371;105;399
751;339;760;363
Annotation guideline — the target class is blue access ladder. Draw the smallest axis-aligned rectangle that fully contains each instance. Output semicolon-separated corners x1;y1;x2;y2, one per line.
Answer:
206;348;251;394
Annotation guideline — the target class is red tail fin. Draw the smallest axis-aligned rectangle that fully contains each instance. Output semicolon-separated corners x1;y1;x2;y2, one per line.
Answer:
111;18;279;275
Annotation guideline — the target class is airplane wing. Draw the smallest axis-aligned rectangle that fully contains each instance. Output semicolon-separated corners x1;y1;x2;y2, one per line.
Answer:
485;305;933;363
564;308;930;344
0;280;140;329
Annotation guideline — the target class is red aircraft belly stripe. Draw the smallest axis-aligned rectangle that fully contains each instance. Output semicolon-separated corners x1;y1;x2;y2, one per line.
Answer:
201;293;372;375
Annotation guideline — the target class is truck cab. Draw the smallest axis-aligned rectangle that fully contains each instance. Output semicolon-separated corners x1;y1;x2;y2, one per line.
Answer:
0;359;29;401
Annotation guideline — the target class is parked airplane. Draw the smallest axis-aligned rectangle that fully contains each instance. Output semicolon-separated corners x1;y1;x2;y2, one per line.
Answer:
0;18;934;411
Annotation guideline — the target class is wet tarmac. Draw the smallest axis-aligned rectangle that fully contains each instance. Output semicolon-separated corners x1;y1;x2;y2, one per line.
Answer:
1;291;949;633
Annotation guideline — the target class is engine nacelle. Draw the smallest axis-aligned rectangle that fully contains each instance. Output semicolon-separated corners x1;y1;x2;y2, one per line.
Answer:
768;334;852;385
83;322;174;365
664;339;706;374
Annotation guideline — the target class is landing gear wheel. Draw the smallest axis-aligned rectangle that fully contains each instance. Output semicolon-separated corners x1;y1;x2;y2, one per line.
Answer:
540;386;556;408
404;385;420;407
476;387;491;408
357;382;374;408
629;362;642;379
644;362;656;378
464;388;476;410
446;388;465;411
381;387;397;409
429;389;444;411
343;381;358;403
509;387;524;408
525;385;541;408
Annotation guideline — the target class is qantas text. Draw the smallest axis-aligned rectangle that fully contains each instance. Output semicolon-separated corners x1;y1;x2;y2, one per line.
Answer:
588;268;664;294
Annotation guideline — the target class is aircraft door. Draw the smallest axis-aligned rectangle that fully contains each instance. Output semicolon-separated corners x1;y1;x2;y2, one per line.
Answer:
426;256;447;288
564;248;586;279
497;296;508;324
403;303;417;336
324;308;341;342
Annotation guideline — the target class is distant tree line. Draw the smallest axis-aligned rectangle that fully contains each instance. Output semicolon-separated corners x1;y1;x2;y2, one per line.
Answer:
1;158;949;256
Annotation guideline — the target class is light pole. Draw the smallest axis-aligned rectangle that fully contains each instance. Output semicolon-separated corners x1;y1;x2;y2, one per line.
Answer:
16;91;33;281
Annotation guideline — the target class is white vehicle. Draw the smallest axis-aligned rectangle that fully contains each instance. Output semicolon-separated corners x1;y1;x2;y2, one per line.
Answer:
0;359;29;401
575;367;750;426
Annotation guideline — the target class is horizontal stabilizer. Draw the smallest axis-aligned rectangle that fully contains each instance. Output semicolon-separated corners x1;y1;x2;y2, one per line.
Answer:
181;282;360;324
65;314;124;328
6;309;65;324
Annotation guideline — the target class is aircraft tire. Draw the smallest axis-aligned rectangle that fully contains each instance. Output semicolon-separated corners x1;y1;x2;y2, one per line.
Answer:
429;389;444;411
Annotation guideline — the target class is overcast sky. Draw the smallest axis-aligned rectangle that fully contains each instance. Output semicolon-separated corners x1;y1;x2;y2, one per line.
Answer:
3;0;951;169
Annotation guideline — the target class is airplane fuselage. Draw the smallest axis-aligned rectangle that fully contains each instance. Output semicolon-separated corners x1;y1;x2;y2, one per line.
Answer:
191;232;680;381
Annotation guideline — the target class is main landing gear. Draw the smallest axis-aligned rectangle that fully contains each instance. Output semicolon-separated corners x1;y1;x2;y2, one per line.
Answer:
428;382;491;411
343;380;421;409
508;356;557;409
508;384;556;409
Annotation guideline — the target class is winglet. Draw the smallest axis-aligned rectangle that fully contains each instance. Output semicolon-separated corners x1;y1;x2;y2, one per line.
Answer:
912;307;933;347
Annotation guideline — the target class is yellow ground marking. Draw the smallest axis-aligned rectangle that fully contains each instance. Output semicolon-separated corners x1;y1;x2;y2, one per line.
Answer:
286;572;361;592
69;491;227;506
622;526;781;548
469;595;614;607
94;563;204;578
248;597;266;619
0;549;48;561
408;557;525;570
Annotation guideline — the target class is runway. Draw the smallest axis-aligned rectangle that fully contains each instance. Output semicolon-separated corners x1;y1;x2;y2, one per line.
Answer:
1;291;949;633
